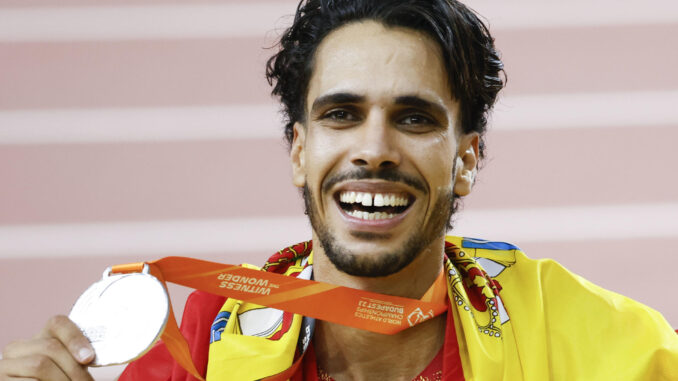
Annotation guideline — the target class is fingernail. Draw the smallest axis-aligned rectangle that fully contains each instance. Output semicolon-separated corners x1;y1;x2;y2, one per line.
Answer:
78;347;94;362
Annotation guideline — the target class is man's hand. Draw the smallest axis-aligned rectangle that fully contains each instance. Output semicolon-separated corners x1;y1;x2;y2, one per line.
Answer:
0;315;95;381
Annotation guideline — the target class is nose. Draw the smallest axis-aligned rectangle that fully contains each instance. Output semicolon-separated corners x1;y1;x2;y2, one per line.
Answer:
349;113;401;170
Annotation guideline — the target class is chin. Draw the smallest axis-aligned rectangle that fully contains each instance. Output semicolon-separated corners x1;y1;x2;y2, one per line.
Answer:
318;230;423;277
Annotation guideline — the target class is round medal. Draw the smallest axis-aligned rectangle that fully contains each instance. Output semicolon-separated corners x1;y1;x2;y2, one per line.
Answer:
69;265;169;366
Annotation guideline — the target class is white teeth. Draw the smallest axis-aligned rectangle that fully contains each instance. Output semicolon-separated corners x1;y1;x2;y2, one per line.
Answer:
339;191;409;207
352;210;367;220
373;193;384;207
361;193;372;206
348;210;396;220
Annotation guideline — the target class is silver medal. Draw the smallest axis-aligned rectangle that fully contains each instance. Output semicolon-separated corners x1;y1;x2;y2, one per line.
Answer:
69;264;170;366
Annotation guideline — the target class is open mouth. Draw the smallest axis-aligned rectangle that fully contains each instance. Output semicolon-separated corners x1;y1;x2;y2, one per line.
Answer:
335;191;413;220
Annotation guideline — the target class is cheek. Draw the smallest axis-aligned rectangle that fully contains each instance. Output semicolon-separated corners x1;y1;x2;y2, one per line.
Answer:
414;138;457;187
304;132;345;190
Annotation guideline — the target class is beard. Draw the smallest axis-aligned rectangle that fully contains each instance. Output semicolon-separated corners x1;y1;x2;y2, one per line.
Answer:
303;167;459;278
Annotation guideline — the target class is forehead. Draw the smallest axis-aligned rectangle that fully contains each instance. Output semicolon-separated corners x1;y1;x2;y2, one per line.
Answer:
306;21;452;107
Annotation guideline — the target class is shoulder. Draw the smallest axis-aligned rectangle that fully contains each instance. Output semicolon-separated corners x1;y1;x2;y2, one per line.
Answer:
446;235;678;379
446;235;673;327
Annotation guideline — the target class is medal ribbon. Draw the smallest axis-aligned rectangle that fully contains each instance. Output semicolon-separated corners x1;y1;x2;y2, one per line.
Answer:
111;256;448;380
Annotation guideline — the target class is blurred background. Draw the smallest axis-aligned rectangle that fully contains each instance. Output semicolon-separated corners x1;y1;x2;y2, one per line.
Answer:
1;0;677;378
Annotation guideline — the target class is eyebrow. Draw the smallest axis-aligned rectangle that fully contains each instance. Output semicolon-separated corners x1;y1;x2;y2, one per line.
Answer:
394;95;448;117
310;92;449;118
310;92;366;114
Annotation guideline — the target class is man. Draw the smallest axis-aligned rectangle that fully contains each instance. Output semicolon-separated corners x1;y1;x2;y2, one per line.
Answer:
1;0;676;380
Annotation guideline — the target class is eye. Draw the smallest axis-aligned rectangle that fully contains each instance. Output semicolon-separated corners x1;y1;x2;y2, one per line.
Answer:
321;109;359;123
399;114;435;125
396;111;440;133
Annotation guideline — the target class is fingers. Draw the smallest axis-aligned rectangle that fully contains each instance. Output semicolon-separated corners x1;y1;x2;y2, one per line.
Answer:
0;315;95;381
36;315;94;365
0;355;68;381
2;338;93;381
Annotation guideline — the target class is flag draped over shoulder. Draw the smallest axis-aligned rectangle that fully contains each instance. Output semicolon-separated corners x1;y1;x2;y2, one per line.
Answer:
206;236;678;380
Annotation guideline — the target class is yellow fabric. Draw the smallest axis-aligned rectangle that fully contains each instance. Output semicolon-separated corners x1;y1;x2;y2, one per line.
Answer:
207;237;678;380
206;262;306;380
444;236;678;380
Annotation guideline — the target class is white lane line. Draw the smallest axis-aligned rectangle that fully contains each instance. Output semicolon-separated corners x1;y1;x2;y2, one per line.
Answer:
453;203;678;245
0;3;296;42
0;217;312;259
0;104;282;144
466;0;678;30
1;90;677;144
0;203;676;259
491;90;678;131
0;0;677;42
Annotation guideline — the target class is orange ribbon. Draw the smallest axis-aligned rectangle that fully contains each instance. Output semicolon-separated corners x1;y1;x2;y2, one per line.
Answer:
112;256;448;380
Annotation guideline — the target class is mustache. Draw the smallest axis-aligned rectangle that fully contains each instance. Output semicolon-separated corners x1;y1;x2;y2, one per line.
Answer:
322;168;427;194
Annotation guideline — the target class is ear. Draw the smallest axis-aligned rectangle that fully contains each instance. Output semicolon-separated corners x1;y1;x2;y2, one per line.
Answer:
453;133;479;197
290;122;307;188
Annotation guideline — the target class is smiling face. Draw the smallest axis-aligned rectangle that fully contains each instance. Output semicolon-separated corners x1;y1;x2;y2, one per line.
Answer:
291;21;478;277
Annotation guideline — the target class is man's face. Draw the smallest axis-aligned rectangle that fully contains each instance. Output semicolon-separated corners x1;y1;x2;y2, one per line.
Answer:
291;21;477;277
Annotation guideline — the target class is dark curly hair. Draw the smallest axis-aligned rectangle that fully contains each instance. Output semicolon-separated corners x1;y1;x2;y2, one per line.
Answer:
266;0;505;159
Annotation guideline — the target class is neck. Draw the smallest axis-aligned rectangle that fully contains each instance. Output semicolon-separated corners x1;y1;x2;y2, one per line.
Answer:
314;314;445;381
311;237;447;380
